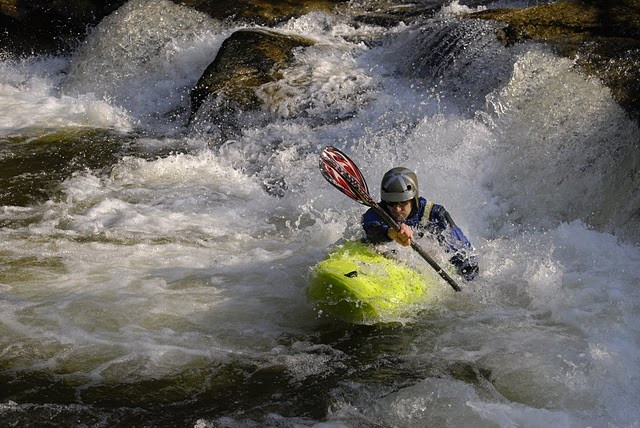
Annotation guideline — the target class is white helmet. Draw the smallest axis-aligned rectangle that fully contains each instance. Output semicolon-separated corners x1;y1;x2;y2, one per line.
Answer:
380;167;419;205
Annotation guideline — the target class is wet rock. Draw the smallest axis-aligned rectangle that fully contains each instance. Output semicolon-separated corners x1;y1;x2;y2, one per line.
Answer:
349;1;440;28
347;0;510;29
170;0;346;25
0;0;341;56
189;29;314;135
0;0;126;55
468;0;640;120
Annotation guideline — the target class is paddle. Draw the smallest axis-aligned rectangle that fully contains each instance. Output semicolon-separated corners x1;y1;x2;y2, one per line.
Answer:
319;146;462;292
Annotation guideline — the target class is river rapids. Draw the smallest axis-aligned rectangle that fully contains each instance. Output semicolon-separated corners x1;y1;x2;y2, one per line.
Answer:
1;0;639;426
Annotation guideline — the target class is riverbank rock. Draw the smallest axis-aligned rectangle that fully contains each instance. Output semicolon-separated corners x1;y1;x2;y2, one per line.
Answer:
348;0;440;28
468;0;640;120
170;0;346;25
189;29;315;135
0;0;126;55
0;0;342;56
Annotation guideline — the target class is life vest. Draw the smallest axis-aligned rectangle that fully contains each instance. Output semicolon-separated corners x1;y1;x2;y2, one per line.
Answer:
419;200;435;228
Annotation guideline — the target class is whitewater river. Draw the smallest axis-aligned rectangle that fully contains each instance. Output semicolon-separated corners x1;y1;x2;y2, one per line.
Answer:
1;0;639;426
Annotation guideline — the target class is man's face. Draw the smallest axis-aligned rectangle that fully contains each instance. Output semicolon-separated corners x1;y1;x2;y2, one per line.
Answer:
387;199;413;222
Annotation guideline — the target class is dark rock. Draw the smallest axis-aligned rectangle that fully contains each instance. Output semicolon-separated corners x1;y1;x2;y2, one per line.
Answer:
0;0;343;56
0;0;127;56
468;0;640;121
189;29;315;132
351;3;439;28
170;0;347;25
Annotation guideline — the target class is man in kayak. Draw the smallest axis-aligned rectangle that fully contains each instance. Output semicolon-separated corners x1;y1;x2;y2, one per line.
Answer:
362;167;479;280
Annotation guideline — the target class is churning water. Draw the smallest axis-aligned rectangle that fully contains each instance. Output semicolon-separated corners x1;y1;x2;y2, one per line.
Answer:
1;0;639;426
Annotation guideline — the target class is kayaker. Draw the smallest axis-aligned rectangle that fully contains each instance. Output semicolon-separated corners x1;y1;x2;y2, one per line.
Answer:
362;167;479;280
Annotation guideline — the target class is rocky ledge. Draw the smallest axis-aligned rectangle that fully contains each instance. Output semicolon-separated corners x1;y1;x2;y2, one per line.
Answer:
189;28;315;136
0;0;345;55
0;0;126;55
2;0;638;121
170;0;347;26
468;0;640;121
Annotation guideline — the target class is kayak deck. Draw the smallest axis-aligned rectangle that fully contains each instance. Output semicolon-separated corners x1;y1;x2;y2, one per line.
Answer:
307;241;439;324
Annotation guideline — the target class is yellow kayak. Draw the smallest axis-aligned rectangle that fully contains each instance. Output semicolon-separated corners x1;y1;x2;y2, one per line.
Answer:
308;241;439;324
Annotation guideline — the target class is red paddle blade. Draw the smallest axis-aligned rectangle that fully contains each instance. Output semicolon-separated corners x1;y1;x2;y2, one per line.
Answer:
319;146;374;206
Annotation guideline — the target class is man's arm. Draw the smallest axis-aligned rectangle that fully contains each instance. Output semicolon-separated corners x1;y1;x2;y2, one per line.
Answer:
429;205;479;280
362;209;392;244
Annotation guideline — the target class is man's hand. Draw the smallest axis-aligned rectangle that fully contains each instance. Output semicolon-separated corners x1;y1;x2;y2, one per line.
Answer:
450;254;479;281
388;223;413;247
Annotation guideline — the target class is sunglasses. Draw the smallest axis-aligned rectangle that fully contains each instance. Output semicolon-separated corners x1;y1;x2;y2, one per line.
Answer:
386;200;412;208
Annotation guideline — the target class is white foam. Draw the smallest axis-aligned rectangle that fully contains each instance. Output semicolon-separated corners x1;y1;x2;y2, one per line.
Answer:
438;0;488;17
255;43;376;121
0;56;133;132
62;0;229;132
479;48;640;234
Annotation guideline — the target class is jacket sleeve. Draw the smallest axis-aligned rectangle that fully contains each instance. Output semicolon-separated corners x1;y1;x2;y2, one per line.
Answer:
362;208;392;244
427;205;471;251
428;205;479;280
